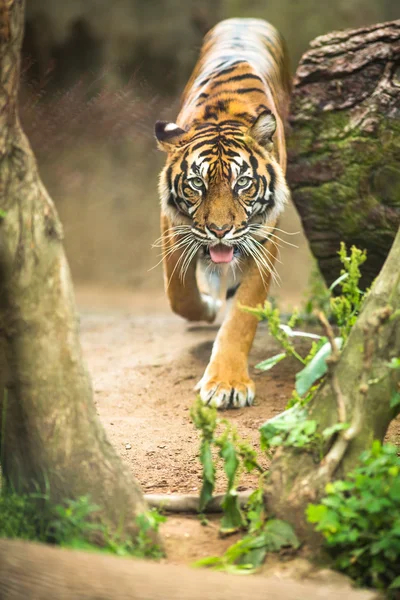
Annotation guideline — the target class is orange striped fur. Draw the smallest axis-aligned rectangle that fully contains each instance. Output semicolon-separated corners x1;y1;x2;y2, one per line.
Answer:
155;18;291;409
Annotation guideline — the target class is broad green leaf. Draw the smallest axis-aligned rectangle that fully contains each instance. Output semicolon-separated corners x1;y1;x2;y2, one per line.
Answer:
262;519;300;551
220;441;239;488
306;503;328;524
295;338;343;396
193;555;224;568
220;491;246;534
389;576;400;589
390;392;400;409
236;546;267;567
387;357;400;370
260;405;307;449
322;422;350;439
199;441;215;511
255;353;286;371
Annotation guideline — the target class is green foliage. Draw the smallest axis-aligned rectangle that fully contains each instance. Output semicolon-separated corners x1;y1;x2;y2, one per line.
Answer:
295;338;343;397
260;405;319;454
307;441;400;592
388;357;400;370
255;352;286;371
194;517;299;573
243;243;367;404
0;489;165;559
191;399;262;534
330;243;367;340
390;391;400;409
243;302;310;366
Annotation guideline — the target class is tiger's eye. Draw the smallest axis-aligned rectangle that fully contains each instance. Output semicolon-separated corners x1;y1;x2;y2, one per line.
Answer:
190;177;204;189
236;176;252;188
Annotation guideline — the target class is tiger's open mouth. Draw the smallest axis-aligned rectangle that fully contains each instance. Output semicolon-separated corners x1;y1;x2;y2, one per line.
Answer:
203;243;241;264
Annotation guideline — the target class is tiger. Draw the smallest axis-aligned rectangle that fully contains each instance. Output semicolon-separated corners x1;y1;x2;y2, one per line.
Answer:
155;18;291;409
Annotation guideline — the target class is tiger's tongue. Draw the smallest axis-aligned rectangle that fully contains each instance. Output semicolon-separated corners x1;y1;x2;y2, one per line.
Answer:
209;244;234;264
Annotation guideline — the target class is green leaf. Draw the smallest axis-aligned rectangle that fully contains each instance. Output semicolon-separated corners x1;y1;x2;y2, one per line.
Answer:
193;555;224;568
389;576;400;589
388;357;400;370
0;209;6;219
199;441;215;511
295;338;343;396
306;503;328;524
390;392;400;409
220;441;239;489
220;491;246;534
255;353;286;371
262;519;300;551
322;422;350;439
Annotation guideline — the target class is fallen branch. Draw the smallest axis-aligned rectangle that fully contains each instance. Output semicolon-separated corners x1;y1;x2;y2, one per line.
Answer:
145;490;252;513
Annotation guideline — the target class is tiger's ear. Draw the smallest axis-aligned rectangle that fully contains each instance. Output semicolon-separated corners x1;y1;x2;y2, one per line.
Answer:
155;121;187;151
248;110;276;147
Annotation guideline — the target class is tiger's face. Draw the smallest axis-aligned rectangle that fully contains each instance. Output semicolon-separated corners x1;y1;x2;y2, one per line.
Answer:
156;110;290;266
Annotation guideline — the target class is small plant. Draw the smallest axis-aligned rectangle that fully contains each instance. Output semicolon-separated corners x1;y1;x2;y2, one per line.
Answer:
307;441;400;593
260;405;318;454
330;243;367;340
242;243;367;402
0;488;165;559
191;399;263;534
195;515;299;573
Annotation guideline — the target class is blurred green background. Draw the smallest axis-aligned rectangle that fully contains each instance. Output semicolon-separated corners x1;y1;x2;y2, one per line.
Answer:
21;1;399;307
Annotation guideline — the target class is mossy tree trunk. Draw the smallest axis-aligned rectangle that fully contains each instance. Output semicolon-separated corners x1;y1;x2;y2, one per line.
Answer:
287;20;400;289
0;0;153;542
264;228;400;546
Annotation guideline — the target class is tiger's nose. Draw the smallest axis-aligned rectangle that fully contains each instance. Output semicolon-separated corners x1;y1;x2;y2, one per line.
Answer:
208;223;232;238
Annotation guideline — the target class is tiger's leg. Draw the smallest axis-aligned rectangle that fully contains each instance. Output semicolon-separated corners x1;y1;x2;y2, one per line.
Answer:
161;213;220;323
196;237;278;408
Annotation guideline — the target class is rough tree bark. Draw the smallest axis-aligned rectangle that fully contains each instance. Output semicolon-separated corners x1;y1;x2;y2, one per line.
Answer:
0;0;154;542
287;20;400;289
264;227;400;545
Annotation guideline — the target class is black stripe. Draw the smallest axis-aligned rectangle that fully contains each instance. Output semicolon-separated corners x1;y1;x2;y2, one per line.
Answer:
211;73;262;89
266;164;276;196
226;283;241;300
191;136;219;152
203;106;218;120
250;155;259;170
234;111;255;122
236;87;265;95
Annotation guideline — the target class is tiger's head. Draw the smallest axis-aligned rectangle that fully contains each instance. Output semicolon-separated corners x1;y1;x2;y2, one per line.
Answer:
155;110;290;268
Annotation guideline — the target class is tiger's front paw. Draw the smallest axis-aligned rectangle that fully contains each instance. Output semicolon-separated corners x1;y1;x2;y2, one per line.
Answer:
195;365;255;409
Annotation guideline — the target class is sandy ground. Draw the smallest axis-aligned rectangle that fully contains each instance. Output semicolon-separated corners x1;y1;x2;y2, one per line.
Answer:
77;287;297;497
76;285;399;570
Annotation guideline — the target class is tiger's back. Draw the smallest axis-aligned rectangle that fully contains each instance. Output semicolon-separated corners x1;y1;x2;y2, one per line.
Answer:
179;18;291;168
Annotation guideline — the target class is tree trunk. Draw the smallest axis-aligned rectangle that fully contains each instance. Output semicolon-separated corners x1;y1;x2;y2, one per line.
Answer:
0;0;153;542
287;20;400;289
0;539;382;600
264;227;400;545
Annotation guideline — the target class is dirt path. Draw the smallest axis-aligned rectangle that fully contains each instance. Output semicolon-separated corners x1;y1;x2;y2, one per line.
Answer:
76;285;399;569
77;286;296;497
